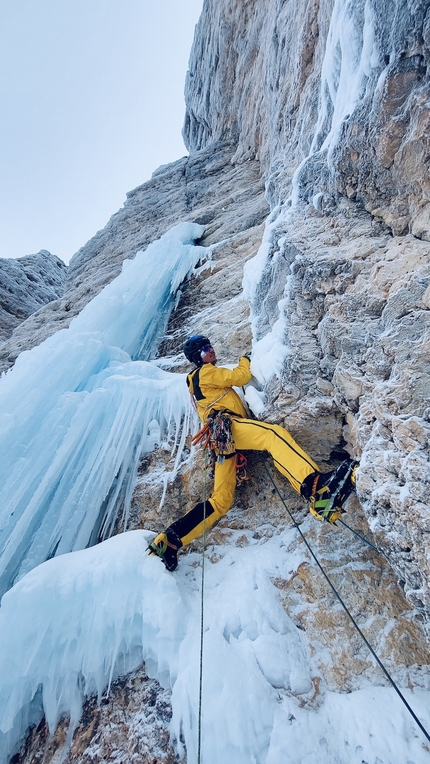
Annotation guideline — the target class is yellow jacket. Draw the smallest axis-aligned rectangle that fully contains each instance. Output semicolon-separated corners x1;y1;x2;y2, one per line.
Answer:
187;357;252;422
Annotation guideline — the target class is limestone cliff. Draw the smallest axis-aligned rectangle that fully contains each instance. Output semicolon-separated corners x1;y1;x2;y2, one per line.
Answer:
0;144;267;373
0;251;67;343
182;0;430;615
184;0;430;237
7;0;430;761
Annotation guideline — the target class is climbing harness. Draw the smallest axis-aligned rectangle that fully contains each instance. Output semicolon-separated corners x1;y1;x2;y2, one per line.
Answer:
260;457;430;746
192;410;248;482
235;451;249;483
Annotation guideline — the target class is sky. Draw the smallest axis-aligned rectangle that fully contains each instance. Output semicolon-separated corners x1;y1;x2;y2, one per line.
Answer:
0;0;203;264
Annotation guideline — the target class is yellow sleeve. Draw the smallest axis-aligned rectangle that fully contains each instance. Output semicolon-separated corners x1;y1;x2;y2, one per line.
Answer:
199;357;252;388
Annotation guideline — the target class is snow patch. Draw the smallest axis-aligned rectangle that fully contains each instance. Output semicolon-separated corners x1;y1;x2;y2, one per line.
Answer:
1;529;429;764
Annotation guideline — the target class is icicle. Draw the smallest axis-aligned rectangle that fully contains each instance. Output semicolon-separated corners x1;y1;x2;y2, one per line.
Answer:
0;222;206;596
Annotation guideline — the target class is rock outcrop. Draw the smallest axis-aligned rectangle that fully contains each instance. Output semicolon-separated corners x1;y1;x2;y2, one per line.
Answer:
245;201;430;615
0;251;67;343
184;0;430;238
12;186;430;764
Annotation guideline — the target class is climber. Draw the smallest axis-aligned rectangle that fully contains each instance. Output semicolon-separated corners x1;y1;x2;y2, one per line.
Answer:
149;335;357;571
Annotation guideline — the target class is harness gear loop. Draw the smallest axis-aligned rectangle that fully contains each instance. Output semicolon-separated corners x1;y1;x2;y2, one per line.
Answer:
192;421;212;449
235;451;249;483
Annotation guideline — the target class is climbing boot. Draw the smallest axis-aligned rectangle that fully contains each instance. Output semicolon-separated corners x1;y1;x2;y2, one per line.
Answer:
148;529;182;571
301;460;358;524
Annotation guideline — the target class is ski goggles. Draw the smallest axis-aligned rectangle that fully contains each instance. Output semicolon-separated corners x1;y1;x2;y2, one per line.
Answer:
200;344;213;356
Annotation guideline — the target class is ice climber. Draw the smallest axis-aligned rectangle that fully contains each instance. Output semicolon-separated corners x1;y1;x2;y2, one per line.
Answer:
149;335;358;571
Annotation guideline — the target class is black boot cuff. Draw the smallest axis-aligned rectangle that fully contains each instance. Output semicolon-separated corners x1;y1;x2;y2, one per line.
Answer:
300;472;320;499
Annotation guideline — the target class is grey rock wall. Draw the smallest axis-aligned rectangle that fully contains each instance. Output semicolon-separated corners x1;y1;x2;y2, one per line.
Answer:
1;0;428;624
184;0;430;238
0;251;67;342
247;200;430;614
183;0;430;617
16;222;430;759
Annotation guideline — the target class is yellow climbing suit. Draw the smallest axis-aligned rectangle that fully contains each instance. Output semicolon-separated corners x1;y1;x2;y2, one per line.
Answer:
174;357;320;546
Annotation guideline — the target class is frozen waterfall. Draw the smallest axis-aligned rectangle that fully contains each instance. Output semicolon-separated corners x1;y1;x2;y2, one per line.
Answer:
291;0;381;207
0;216;429;764
0;222;206;598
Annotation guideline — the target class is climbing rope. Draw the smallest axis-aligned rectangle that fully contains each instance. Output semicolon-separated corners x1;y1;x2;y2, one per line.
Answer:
337;517;388;558
197;453;208;764
261;458;430;746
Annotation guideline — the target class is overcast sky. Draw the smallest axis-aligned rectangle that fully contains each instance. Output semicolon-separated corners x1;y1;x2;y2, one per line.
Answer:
0;0;203;264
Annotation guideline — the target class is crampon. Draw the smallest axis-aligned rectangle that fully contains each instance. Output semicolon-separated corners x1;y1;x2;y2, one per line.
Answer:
309;459;358;524
148;530;182;571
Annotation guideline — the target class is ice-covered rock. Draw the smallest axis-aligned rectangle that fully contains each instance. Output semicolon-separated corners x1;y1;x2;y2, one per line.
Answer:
4;0;430;760
184;0;430;237
4;529;430;764
0;223;205;597
0;250;67;342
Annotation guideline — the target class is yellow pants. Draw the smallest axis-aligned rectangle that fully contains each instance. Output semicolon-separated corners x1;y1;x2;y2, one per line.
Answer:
176;417;319;546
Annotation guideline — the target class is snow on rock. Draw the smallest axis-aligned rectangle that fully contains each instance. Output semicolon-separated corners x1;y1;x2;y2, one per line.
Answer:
0;223;206;597
184;0;430;237
267;685;430;763
1;529;429;764
0;251;67;342
241;198;430;616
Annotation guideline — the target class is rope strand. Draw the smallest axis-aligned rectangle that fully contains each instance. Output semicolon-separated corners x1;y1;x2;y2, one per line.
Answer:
261;458;430;746
337;517;388;558
197;454;208;764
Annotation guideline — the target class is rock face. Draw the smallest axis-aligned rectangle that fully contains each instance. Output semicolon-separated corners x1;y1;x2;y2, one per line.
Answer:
183;0;430;615
246;201;430;615
184;0;430;238
13;669;180;764
0;251;67;343
12;186;430;764
6;0;430;761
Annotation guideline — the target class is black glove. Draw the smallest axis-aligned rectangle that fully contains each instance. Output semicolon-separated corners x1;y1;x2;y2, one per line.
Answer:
242;353;251;361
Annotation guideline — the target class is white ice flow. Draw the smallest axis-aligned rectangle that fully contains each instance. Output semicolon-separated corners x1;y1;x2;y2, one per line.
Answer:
290;0;380;207
0;222;206;598
1;529;429;764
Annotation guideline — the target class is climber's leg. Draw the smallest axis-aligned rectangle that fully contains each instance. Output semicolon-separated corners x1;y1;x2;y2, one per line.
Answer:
231;417;319;493
166;454;238;547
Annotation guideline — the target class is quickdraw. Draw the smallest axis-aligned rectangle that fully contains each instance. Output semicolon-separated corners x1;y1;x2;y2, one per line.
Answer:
235;451;249;483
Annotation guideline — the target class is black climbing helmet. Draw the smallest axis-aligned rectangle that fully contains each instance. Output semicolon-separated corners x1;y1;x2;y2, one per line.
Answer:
183;335;211;366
